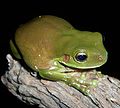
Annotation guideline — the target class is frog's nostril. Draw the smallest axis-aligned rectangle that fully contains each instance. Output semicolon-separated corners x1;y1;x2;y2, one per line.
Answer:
98;55;103;61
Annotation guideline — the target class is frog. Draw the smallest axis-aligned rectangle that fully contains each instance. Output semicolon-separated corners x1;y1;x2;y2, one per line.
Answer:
10;15;108;95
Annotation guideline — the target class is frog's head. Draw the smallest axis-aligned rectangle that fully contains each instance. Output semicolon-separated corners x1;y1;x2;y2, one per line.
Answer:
55;30;108;70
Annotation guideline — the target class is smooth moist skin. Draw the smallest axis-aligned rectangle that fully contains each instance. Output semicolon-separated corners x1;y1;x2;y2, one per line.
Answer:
10;15;108;95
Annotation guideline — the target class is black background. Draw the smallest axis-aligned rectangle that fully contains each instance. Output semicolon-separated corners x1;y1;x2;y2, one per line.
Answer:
0;1;119;108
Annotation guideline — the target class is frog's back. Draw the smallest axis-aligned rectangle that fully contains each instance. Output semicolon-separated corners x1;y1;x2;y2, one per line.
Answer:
15;15;74;70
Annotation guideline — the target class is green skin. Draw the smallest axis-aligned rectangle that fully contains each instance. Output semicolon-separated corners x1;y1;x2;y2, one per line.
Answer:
10;15;108;95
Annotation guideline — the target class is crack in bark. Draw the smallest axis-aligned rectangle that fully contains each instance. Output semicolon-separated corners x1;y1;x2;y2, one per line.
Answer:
41;81;70;108
107;77;120;89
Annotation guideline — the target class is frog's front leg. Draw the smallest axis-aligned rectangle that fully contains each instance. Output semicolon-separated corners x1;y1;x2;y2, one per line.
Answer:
65;72;103;95
39;67;102;95
39;68;71;82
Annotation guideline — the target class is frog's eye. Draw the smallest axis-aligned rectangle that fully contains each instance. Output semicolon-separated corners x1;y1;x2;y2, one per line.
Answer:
75;52;87;62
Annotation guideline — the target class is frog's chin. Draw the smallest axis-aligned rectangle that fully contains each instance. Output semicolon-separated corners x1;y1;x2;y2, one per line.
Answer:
59;62;97;73
76;64;103;69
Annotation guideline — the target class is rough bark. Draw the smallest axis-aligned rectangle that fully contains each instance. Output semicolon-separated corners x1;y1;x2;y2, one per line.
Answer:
1;54;120;108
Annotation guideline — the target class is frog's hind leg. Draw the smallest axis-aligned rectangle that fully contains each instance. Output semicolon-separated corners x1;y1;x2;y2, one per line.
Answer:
10;40;22;59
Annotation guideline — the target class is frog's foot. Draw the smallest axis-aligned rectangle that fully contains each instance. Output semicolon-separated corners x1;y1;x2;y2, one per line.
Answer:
65;71;103;95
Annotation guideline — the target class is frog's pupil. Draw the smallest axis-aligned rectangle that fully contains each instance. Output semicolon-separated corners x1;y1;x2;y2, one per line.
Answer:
75;53;87;62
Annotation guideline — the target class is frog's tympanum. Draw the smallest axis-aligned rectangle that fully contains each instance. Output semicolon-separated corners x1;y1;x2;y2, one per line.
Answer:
10;15;108;95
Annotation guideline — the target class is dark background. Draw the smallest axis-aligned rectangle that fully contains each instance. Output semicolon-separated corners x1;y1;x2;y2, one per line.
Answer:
0;1;119;108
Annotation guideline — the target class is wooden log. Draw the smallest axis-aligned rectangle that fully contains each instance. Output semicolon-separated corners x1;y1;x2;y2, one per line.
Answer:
1;54;120;108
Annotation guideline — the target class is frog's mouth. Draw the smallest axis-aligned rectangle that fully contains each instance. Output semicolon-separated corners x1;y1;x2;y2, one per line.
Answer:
59;62;95;73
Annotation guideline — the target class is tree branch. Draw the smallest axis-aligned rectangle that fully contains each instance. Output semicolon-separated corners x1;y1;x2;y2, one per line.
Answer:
1;54;120;108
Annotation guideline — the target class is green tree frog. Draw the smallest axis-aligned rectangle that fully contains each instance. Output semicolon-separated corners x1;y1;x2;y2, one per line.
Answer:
10;15;108;95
